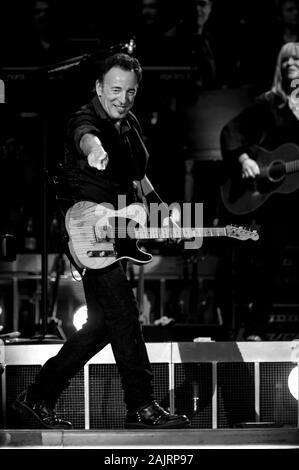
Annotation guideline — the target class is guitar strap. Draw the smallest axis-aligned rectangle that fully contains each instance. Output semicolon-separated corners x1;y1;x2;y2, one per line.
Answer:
134;180;150;219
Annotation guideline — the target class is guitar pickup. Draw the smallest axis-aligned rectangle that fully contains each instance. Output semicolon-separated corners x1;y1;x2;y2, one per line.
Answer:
87;250;117;258
94;223;115;241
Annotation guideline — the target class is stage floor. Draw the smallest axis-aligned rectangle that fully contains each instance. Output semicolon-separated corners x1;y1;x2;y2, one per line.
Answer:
0;427;299;449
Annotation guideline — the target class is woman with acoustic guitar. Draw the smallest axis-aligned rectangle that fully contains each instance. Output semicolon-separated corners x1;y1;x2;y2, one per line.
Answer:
219;41;299;341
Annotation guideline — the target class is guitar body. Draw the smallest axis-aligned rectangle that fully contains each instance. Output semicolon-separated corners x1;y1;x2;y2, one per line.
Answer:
65;200;153;270
221;143;299;215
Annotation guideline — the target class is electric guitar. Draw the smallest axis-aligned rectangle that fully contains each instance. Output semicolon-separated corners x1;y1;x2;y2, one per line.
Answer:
65;201;259;270
221;143;299;215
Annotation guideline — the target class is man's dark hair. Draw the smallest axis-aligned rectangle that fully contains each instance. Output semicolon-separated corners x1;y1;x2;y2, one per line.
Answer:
98;53;143;84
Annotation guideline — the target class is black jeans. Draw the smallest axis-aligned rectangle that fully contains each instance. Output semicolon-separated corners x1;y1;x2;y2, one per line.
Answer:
29;262;154;412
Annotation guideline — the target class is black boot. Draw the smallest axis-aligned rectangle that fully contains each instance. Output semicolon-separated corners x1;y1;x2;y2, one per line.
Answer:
12;390;73;429
125;401;191;429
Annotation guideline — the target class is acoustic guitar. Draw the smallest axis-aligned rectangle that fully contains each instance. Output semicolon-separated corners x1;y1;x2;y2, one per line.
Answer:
221;143;299;215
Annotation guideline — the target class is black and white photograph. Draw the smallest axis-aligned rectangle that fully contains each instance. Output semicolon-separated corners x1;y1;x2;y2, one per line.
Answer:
0;0;299;462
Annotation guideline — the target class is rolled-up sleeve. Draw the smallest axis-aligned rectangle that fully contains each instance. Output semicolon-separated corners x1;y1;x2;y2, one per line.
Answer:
66;109;103;154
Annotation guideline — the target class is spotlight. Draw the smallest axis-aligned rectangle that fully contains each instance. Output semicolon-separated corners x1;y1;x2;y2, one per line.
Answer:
288;365;298;400
73;305;88;331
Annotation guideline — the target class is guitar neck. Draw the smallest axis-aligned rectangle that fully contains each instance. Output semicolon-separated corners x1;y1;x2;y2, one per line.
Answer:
286;160;299;174
132;227;227;240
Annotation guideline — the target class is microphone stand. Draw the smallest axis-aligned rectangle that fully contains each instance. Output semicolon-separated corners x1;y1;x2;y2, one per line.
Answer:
46;38;136;74
36;38;136;341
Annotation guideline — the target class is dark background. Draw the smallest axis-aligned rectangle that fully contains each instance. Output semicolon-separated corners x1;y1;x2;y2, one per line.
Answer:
0;0;284;248
1;0;299;340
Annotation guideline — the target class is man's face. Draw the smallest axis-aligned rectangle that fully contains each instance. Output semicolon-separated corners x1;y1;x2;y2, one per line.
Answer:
33;1;50;30
195;0;212;27
281;0;298;26
141;0;160;25
96;67;138;121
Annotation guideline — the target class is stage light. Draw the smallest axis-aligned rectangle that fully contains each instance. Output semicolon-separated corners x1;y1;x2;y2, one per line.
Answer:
73;305;88;331
288;365;298;400
0;299;4;330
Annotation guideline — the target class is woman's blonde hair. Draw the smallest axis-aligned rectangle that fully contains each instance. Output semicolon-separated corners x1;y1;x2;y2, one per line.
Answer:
272;42;299;100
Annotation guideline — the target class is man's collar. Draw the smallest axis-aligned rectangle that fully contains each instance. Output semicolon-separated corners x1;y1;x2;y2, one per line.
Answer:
92;95;108;119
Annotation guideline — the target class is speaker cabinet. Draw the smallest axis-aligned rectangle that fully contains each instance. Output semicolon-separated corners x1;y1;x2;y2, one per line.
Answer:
1;341;298;429
5;365;85;429
174;362;257;428
1;342;170;429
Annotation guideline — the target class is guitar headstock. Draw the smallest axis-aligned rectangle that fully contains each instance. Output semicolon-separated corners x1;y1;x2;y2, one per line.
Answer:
226;225;259;241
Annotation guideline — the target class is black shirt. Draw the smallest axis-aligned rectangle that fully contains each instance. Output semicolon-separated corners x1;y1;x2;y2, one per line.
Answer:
221;90;299;165
64;96;149;207
220;90;299;229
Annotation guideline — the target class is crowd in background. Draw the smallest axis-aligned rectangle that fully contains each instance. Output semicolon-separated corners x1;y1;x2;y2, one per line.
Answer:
2;0;299;87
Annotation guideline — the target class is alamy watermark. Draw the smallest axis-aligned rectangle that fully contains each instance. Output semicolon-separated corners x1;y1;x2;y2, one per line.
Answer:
289;78;299;103
95;195;204;249
0;79;4;104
